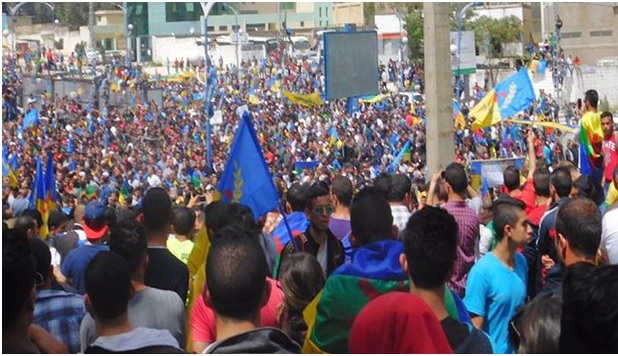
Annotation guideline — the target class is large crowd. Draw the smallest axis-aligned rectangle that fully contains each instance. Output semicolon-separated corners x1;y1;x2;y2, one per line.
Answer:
4;23;618;354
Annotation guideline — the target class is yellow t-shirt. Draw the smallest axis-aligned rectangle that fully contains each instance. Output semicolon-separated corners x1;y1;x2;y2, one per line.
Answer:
167;238;194;265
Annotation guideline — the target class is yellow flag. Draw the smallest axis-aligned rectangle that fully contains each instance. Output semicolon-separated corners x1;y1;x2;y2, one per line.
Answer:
470;89;501;131
249;94;262;105
282;91;323;107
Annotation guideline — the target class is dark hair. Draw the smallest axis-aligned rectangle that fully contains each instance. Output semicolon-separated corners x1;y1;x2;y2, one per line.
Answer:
30;237;52;285
493;195;527;241
225;203;259;236
443;162;467;194
141;187;172;233
503;165;521;192
555;197;601;258
601;111;613;121
204;201;230;234
387;174;412;202
560;263;618;353
372;174;390;199
278;253;326;345
551;167;572;198
286;183;308;212
108;224;148;276
13;216;37;238
85;251;132;322
172;206;196;236
533;167;551;198
306;182;329;209
22;209;43;230
403;207;458;289
350;188;394;245
2;229;35;330
584;89;599;109
331;175;353;207
48;211;69;231
511;294;562;354
206;236;268;321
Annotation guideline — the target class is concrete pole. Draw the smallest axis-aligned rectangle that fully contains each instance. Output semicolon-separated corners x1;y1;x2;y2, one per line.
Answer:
424;3;455;176
89;2;95;51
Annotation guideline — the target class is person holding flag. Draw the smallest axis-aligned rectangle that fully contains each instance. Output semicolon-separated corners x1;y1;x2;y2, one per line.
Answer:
577;89;605;201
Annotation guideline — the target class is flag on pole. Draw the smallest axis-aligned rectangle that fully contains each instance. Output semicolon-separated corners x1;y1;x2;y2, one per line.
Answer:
389;140;411;174
452;100;466;130
44;152;59;213
217;111;280;219
2;149;19;188
23;109;40;129
29;157;49;238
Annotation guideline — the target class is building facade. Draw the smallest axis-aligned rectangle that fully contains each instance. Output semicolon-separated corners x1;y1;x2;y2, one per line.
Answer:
543;2;618;65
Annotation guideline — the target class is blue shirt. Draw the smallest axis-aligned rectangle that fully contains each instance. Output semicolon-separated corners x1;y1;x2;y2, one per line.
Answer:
464;252;527;354
34;289;86;354
61;244;109;295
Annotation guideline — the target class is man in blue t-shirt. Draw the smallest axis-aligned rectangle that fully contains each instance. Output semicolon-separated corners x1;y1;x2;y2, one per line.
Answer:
61;202;110;295
464;196;531;354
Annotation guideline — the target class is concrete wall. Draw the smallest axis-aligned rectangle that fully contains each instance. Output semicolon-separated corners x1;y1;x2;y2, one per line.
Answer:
333;2;364;26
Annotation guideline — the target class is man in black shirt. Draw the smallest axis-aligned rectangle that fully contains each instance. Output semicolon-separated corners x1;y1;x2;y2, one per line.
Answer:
143;187;189;303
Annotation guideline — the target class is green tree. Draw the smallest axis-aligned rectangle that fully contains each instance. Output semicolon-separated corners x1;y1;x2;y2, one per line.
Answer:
363;3;376;26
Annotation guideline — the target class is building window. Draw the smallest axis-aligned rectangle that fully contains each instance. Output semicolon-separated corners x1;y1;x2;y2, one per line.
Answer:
220;25;228;31
590;30;612;37
166;2;201;22
326;7;329;17
319;8;322;17
300;21;304;27
281;3;295;11
561;32;582;39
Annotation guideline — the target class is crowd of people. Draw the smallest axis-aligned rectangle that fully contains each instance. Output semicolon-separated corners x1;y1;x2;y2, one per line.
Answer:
4;28;618;354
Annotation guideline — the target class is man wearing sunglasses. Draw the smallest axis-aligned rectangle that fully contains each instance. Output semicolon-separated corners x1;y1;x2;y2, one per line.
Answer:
279;183;344;277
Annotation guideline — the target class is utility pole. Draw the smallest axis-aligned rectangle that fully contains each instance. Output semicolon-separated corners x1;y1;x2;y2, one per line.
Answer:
89;2;95;50
424;3;454;176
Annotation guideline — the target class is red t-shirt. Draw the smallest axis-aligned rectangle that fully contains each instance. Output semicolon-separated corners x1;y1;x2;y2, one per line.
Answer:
191;277;284;344
603;134;618;183
511;177;546;226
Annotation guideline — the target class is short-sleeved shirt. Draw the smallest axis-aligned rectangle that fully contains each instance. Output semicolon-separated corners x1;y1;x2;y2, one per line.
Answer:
443;201;480;297
144;247;189;303
464;252;527;354
328;216;351;241
34;289;86;354
167;238;194;265
191;277;284;344
61;244;109;295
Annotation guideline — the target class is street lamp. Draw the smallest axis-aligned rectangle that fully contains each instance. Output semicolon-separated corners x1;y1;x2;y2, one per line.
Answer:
53;19;59;53
127;23;133;67
198;2;217;172
221;3;240;79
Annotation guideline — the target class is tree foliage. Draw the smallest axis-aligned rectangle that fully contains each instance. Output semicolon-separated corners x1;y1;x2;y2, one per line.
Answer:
464;15;522;58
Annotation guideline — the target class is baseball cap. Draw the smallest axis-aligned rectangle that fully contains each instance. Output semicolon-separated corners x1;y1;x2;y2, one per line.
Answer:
83;202;108;240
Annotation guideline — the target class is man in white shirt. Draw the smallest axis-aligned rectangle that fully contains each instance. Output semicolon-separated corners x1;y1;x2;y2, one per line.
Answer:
601;208;618;264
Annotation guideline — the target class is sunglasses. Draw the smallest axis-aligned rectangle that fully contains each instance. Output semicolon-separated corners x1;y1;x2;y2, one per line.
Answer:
313;205;334;215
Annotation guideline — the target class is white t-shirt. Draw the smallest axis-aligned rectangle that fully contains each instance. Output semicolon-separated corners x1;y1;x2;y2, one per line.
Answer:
602;209;618;265
316;243;328;274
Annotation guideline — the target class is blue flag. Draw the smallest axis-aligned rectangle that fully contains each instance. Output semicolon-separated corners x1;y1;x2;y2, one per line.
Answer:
29;157;46;209
67;136;74;154
389;139;411;174
295;161;320;171
23;109;39;129
537;60;547;74
494;69;535;120
217;111;279;219
104;130;109;150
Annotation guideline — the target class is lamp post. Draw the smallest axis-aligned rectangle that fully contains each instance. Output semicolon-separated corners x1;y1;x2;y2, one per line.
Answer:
456;2;482;106
199;2;217;172
221;3;240;79
53;18;59;53
127;23;133;67
393;10;407;88
115;3;131;67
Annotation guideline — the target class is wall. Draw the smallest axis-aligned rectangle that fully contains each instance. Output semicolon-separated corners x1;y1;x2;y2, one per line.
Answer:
333;2;364;26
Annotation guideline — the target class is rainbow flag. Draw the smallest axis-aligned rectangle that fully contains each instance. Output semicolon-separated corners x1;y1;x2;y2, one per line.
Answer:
579;111;604;180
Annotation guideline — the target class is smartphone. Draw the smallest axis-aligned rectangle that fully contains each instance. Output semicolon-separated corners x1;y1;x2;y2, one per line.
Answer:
198;195;207;203
577;98;582;110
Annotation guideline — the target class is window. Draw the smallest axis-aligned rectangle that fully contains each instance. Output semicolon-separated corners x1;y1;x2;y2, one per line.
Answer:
590;30;612;37
281;3;295;11
325;7;329;17
166;2;201;22
561;32;582;39
319;8;322;17
300;21;305;27
220;25;228;31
